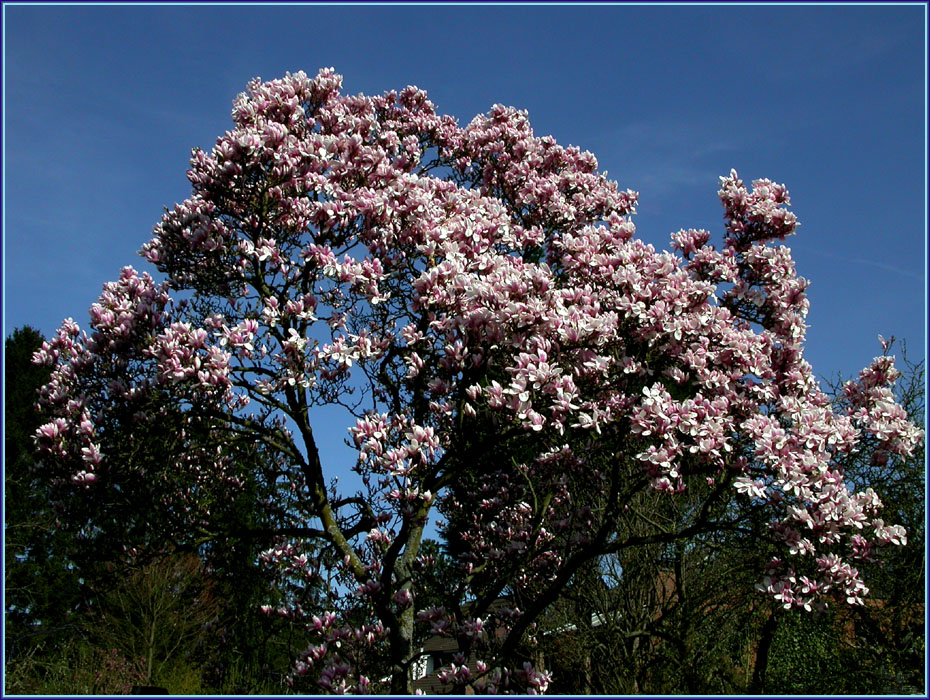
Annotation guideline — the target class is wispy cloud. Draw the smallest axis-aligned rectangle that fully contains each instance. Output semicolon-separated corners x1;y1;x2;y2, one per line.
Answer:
589;119;761;200
803;247;924;281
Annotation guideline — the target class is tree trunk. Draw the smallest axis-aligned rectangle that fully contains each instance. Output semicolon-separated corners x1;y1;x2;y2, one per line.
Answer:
390;604;415;694
749;610;777;694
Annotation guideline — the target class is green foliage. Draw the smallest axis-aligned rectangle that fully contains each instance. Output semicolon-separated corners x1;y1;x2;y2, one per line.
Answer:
90;553;221;684
154;659;204;695
765;612;846;694
4;639;146;695
201;656;292;695
3;637;288;696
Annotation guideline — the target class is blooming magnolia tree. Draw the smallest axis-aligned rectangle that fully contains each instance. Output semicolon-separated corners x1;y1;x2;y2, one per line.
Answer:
34;69;922;694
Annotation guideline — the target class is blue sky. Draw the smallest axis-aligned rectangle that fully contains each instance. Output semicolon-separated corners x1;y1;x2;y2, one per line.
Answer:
3;3;927;475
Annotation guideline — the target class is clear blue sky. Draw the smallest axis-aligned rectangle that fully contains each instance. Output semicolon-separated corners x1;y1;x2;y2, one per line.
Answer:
3;4;927;471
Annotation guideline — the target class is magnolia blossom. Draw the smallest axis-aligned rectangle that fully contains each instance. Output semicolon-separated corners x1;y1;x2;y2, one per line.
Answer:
34;69;922;694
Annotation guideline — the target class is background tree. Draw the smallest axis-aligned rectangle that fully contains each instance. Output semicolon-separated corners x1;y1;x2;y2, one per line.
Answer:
4;327;86;656
4;326;298;694
89;552;219;688
757;347;925;695
537;476;774;694
538;347;925;695
31;69;923;694
817;348;924;693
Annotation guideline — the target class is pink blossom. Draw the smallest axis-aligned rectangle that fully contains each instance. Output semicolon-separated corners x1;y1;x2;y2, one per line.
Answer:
32;67;923;694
